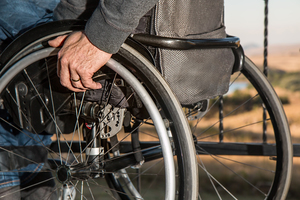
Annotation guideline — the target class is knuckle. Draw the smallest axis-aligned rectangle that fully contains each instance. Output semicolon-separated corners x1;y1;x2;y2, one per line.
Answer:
57;50;63;58
60;57;68;65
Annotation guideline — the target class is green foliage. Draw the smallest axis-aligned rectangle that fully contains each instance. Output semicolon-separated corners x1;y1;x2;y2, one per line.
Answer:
204;91;262;118
223;90;262;113
279;95;290;104
268;69;300;92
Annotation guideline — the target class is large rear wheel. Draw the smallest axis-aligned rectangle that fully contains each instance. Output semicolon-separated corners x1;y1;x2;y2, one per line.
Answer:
0;20;198;200
187;57;292;199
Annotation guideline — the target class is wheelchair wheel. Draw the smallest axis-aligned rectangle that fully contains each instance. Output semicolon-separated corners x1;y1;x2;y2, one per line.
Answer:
186;57;292;199
0;20;197;199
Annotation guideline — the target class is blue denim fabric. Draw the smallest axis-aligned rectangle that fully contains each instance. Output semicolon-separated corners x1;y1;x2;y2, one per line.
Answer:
0;0;59;42
0;110;53;189
0;0;59;189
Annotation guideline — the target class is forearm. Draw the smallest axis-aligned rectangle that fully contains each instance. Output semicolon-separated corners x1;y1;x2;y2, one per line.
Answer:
53;0;99;20
85;0;158;54
54;0;157;54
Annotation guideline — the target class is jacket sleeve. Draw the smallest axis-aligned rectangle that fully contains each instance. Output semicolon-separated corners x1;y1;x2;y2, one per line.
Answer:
53;0;99;21
54;0;158;54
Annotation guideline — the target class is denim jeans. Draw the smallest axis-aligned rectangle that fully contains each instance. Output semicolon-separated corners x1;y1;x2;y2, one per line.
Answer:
0;0;59;191
0;108;54;190
0;110;53;189
0;0;59;42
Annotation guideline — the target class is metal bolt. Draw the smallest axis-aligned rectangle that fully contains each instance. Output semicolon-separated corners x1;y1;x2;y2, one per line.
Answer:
17;82;28;96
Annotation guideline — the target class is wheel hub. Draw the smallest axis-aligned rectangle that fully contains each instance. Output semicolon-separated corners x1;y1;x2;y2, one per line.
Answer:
56;165;71;184
55;162;105;184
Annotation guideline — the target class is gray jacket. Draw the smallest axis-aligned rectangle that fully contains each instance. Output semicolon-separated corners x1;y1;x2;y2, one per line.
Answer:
54;0;157;54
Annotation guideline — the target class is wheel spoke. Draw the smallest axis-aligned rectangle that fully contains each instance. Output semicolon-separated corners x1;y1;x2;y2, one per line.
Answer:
45;59;62;165
23;69;79;163
198;155;222;199
197;119;270;141
0;29;198;199
192;57;292;199
197;160;238;200
70;92;136;166
0;176;56;199
66;91;86;164
196;144;273;197
68;181;89;200
86;181;96;200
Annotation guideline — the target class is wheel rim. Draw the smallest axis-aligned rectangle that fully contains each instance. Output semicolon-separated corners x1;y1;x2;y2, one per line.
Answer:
187;57;291;199
0;48;177;199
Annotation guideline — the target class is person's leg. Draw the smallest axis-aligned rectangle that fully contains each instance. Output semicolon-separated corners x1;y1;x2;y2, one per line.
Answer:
53;0;99;21
20;169;57;200
0;110;21;197
0;1;59;198
16;129;55;199
0;109;54;199
0;0;59;41
0;185;21;199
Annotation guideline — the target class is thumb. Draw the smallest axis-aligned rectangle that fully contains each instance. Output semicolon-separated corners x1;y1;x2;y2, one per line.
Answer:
48;35;68;47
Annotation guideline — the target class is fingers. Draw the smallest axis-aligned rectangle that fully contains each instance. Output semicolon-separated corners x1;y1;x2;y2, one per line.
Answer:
58;62;83;92
67;77;101;92
80;75;102;90
59;65;102;92
69;68;85;90
48;35;68;47
69;69;102;91
50;32;109;92
50;35;67;78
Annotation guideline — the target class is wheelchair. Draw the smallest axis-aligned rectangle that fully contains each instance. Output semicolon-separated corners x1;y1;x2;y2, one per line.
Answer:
0;20;292;200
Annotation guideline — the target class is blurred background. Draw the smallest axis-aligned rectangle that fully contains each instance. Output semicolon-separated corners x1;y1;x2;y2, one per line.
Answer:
225;0;300;199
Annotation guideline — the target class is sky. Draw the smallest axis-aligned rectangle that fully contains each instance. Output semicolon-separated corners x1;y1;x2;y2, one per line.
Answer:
224;0;300;47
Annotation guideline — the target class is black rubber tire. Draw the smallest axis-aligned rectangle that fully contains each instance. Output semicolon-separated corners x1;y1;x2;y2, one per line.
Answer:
242;57;292;199
191;57;292;199
0;20;198;199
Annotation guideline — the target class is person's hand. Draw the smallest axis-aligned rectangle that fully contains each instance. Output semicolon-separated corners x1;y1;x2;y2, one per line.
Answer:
48;31;112;92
